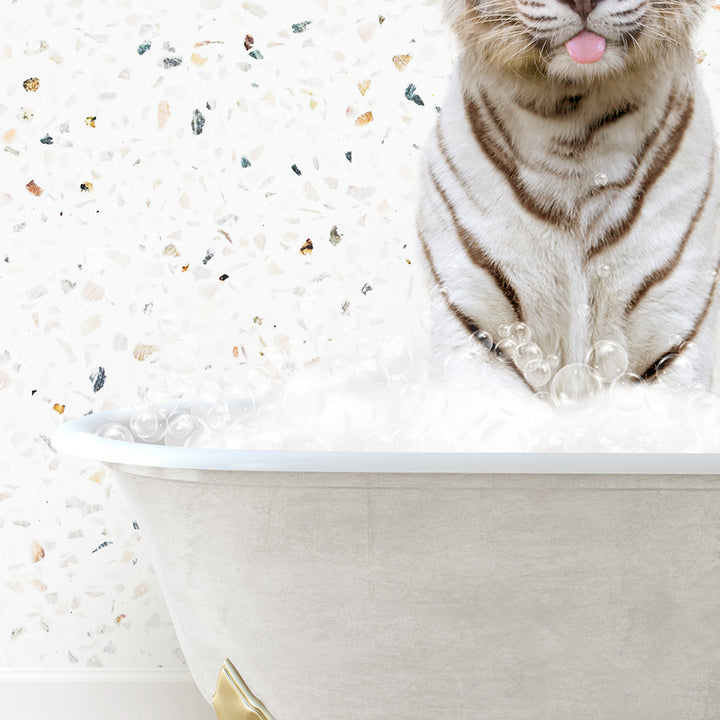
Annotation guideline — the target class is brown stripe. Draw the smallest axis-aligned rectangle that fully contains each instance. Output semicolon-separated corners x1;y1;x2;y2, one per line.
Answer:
551;101;638;156
587;92;694;261
626;162;714;315
465;93;570;226
515;93;584;119
417;226;535;391
427;165;524;322
640;251;720;382
602;87;678;194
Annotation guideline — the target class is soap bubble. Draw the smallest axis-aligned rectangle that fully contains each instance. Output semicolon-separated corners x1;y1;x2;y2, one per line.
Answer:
224;422;251;449
96;423;134;442
206;402;234;432
495;338;518;363
584;340;628;382
497;324;512;339
610;372;645;410
364;431;394;452
686;392;720;427
524;359;551;388
283;380;325;422
184;429;221;449
166;411;194;440
594;172;609;187
564;427;597;452
252;432;284;451
576;303;590;318
509;322;531;346
198;379;221;404
256;401;281;428
546;354;560;369
471;329;493;349
596;264;611;278
378;336;413;377
130;408;163;441
392;428;424;451
429;284;450;308
656;354;694;391
515;342;542;370
352;359;389;394
400;382;426;411
550;363;603;413
597;422;629;451
315;401;351;445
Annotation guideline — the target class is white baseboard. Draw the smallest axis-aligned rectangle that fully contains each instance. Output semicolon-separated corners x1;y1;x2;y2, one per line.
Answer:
0;668;216;720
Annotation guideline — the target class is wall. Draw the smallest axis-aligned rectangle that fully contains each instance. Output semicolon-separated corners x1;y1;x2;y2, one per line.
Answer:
1;0;719;683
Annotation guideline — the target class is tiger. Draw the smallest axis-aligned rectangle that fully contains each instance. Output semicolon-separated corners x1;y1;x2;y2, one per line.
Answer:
417;0;720;398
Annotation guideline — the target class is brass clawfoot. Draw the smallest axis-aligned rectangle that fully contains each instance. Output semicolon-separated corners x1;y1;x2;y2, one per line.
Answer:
212;659;276;720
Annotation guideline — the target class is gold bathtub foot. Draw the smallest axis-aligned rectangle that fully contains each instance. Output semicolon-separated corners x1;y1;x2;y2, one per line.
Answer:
212;659;276;720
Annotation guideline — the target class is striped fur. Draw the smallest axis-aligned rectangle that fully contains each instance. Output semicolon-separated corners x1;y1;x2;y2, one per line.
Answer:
418;0;720;395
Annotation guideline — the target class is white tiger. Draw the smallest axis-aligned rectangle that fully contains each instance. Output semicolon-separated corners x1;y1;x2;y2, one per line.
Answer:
418;0;720;397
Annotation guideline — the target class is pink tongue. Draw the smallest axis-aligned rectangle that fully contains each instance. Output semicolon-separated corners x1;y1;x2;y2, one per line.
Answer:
565;30;606;64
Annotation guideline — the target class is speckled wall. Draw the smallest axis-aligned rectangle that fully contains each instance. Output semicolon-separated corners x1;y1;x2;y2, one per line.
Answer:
1;0;719;670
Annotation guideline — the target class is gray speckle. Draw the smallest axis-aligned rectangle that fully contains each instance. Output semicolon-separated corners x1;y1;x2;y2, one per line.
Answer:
163;57;182;68
191;109;205;135
329;225;343;245
90;367;106;393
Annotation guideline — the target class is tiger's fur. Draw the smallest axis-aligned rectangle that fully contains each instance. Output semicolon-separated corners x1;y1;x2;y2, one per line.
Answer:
418;0;720;395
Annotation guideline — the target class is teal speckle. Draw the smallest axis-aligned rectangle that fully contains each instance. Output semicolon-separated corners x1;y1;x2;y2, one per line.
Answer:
404;84;425;106
137;41;151;55
292;21;312;33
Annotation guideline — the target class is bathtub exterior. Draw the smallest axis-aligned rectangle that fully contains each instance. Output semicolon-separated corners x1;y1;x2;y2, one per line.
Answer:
111;464;720;720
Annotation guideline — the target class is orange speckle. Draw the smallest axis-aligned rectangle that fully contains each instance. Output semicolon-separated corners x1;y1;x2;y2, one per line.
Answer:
181;264;189;272
81;282;104;301
26;180;43;196
190;53;207;66
300;238;313;255
3;129;17;143
232;346;239;358
23;77;40;92
355;111;373;127
133;344;159;362
133;583;150;599
392;54;412;71
114;614;127;624
89;469;105;485
31;541;45;563
158;100;170;129
53;403;65;414
358;79;371;96
85;116;96;128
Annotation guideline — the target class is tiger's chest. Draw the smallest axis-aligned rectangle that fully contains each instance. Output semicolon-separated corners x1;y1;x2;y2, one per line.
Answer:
420;70;720;389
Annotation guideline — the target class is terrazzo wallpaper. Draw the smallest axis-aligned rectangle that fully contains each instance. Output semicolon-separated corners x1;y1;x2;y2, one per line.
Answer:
1;0;719;671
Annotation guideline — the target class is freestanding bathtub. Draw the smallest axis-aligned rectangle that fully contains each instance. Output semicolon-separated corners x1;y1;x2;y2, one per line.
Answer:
53;405;720;720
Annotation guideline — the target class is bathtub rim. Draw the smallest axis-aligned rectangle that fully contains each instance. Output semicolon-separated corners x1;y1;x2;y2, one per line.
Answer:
51;405;720;475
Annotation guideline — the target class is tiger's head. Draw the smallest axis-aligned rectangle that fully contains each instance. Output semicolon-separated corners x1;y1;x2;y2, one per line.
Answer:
445;0;707;83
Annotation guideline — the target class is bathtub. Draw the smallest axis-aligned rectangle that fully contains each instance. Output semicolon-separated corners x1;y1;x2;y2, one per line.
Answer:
53;404;720;720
